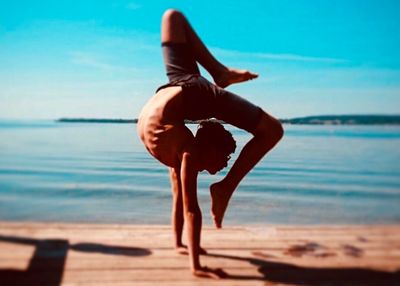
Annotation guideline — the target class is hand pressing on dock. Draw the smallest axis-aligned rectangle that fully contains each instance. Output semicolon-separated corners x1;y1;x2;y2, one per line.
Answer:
192;266;228;279
175;244;207;255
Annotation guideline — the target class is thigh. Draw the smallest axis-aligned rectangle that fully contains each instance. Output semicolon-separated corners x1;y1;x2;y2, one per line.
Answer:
180;76;217;121
180;76;263;132
214;88;263;133
162;43;200;82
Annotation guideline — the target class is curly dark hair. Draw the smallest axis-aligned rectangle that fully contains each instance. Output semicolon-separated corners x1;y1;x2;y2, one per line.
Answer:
195;120;236;155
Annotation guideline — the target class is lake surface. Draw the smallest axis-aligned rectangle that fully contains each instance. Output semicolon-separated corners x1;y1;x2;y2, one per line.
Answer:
0;120;399;225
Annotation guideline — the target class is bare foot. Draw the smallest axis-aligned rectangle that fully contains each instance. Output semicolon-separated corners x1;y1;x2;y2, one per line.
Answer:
214;68;258;88
210;182;232;229
175;245;207;255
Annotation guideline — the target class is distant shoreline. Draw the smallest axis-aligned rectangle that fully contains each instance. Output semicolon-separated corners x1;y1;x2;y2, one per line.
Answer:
56;115;400;125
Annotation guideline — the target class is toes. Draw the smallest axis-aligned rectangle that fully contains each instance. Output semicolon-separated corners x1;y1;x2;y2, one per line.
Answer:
213;217;222;229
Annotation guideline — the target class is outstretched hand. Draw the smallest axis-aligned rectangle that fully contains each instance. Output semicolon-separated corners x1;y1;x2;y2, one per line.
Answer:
192;266;228;279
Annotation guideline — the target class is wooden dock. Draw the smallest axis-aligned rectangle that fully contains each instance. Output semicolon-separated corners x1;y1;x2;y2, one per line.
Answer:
0;222;399;285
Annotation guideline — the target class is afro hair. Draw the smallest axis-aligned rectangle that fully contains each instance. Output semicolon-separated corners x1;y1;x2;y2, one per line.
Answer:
195;120;236;156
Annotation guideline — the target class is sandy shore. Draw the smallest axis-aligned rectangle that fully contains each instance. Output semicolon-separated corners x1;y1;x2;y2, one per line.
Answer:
0;222;399;285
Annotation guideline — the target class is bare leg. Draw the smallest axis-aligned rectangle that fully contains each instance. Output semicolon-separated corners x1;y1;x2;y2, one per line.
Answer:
169;167;185;252
169;167;207;254
161;9;258;88
211;112;284;228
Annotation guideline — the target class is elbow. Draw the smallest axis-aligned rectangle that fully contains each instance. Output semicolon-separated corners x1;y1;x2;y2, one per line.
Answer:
183;201;202;221
184;206;201;218
184;209;202;226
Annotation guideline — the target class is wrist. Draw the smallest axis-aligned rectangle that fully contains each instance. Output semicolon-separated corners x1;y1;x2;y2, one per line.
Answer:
191;263;202;272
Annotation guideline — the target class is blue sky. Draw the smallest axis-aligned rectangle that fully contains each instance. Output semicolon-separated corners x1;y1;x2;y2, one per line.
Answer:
1;0;399;119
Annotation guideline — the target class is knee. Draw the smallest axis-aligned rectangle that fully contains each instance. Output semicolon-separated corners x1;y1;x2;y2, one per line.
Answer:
253;112;284;144
162;9;185;23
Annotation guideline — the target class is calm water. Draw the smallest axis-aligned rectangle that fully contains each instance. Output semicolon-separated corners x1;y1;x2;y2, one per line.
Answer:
0;120;399;225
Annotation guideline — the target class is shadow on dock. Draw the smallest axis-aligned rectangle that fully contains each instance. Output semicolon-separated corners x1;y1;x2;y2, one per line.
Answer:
207;253;400;286
0;234;151;286
1;233;399;285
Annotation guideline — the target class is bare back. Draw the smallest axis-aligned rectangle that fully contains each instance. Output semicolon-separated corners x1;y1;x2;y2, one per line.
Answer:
137;86;194;168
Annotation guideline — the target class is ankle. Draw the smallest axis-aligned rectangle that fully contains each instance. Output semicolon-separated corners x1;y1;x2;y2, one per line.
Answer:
175;242;184;248
211;66;228;79
173;236;184;247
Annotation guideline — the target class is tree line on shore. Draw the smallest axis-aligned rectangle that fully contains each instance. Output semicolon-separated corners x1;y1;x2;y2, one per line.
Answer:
57;115;400;125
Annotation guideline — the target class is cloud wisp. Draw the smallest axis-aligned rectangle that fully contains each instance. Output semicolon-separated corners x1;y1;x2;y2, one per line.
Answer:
126;2;142;10
211;47;348;64
69;51;141;74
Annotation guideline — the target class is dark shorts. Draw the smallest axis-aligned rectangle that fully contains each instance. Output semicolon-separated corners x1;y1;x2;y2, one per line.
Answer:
157;42;263;133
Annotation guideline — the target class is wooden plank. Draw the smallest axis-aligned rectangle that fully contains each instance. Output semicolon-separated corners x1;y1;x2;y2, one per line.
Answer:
0;222;399;286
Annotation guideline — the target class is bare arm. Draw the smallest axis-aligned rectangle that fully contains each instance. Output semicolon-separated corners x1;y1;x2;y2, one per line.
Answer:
180;152;226;279
180;152;202;271
169;167;185;250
